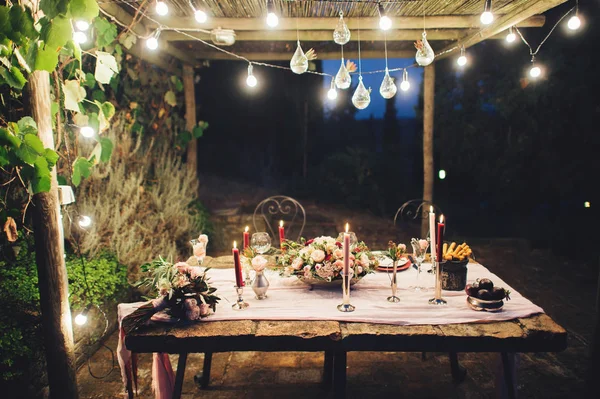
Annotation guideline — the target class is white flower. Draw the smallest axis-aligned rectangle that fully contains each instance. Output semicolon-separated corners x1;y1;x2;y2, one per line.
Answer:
283;266;294;277
360;253;369;266
198;234;209;244
357;266;364;274
311;249;326;263
303;265;311;272
333;249;343;259
251;255;268;272
397;243;407;252
326;243;336;253
292;257;304;270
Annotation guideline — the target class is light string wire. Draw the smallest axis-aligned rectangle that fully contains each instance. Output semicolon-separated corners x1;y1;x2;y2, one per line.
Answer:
357;17;362;75
515;5;576;58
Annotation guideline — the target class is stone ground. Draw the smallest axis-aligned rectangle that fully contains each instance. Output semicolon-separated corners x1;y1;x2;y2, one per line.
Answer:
76;177;598;398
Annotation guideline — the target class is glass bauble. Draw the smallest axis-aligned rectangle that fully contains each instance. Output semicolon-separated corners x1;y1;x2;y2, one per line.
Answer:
335;58;351;89
290;41;308;74
379;69;397;99
333;13;351;45
352;76;371;109
415;31;435;66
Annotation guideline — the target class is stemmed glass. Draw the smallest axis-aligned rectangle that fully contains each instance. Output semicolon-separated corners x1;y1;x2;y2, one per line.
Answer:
410;238;430;292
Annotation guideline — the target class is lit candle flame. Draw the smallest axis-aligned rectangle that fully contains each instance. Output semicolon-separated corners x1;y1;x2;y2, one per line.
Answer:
233;241;237;249
279;220;284;227
244;226;249;232
440;215;444;223
345;223;349;233
430;205;433;213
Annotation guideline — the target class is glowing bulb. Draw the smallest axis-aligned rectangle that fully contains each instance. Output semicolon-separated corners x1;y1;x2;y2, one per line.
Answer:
75;20;89;31
438;169;446;180
379;16;392;31
480;1;494;25
584;201;591;208
155;1;169;16
530;65;541;78
73;31;87;44
246;64;257;87
400;69;410;92
80;126;94;138
457;55;467;66
195;9;207;23
74;313;88;326
78;215;92;228
146;37;158;50
327;88;337;100
266;12;279;27
506;32;516;42
567;15;581;30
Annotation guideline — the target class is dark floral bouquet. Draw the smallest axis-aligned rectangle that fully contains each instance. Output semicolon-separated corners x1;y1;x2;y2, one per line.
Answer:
122;257;220;334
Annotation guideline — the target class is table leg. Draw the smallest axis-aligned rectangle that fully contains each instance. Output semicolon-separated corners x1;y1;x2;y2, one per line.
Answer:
333;351;347;399
322;351;334;389
501;352;517;399
201;352;213;388
449;352;467;383
173;353;188;399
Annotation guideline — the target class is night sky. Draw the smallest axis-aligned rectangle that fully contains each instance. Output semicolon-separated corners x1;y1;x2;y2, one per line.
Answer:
322;58;423;119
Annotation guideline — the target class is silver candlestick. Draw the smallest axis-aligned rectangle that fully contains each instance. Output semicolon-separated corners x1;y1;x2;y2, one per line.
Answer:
387;260;400;303
337;272;355;312
428;258;447;305
232;286;250;310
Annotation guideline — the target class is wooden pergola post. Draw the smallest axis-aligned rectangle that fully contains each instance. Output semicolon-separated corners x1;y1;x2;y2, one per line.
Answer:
422;64;435;237
183;65;197;174
28;71;78;398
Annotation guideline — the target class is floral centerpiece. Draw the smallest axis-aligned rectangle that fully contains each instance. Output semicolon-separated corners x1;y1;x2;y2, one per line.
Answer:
386;240;407;261
122;257;220;334
278;236;377;286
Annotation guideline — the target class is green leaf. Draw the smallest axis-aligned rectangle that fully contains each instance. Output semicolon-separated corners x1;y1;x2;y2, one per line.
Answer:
44;148;59;167
15;134;44;165
192;125;204;139
64;40;81;62
34;42;59;72
92;89;106;103
72;157;93;186
83;72;96;88
87;112;99;133
69;0;100;21
170;75;183;92
164;90;177;107
101;101;115;120
17;117;37;134
0;66;26;89
57;175;67;185
93;18;117;49
8;5;37;42
43;16;72;49
0;8;9;41
119;33;136;50
32;156;51;193
0;128;21;148
40;0;69;19
99;137;113;162
94;51;118;84
63;80;86;112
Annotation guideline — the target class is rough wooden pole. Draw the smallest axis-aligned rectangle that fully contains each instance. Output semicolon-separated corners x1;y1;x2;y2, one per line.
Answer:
183;65;197;174
29;70;79;399
422;64;435;237
302;100;308;180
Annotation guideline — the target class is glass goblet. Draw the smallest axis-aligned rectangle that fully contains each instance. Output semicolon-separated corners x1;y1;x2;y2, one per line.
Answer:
251;232;271;254
189;239;206;266
410;238;430;292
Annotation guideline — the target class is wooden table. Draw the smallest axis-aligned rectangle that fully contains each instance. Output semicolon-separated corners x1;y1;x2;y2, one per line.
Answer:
125;313;567;399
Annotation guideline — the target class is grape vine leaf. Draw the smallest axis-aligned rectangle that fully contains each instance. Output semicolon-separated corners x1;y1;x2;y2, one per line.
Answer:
17;117;37;134
0;147;8;167
42;15;72;49
95;51;118;84
93;18;117;49
63;80;86;112
99;137;113;163
40;0;69;19
8;6;37;42
15;134;44;165
0;66;26;89
69;0;100;21
0;127;21;148
72;157;93;187
44;148;59;167
164;90;177;106
119;33;136;50
34;42;60;72
32;156;51;194
101;101;115;120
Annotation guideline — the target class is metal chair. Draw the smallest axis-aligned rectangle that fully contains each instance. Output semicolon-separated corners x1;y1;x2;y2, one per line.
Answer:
252;195;306;242
394;199;467;383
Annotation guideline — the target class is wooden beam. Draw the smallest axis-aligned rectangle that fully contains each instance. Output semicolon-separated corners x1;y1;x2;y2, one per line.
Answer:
183;65;197;174
149;15;546;31
99;2;196;66
437;0;567;59
194;49;414;61
422;64;435;237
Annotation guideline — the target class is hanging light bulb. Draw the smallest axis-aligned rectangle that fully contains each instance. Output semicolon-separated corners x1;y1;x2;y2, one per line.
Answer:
335;58;351;89
567;4;581;31
378;4;392;31
78;215;92;228
73;31;87;44
415;31;435;66
155;1;169;16
246;63;257;87
290;41;308;74
266;0;279;28
379;68;397;99
457;46;467;66
75;20;89;31
400;69;410;92
529;57;541;78
506;26;516;43
195;9;208;23
333;11;351;45
80;126;94;138
352;76;371;110
74;305;92;326
480;0;494;25
327;79;337;101
146;30;160;50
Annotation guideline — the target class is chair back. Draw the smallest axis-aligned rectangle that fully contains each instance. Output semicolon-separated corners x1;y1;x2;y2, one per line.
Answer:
253;196;306;242
393;199;443;241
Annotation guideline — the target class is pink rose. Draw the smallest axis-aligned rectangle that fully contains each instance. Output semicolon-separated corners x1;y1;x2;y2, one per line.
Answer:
333;259;344;270
198;234;209;244
199;303;210;317
174;262;190;273
419;239;429;250
397;243;407;252
188;266;204;279
303;265;311;272
315;263;322;270
184;298;197;310
360;253;369;266
193;244;206;258
174;274;190;288
333;249;343;259
186;306;201;320
311;249;326;263
251;255;268;272
304;270;312;279
292;257;304;270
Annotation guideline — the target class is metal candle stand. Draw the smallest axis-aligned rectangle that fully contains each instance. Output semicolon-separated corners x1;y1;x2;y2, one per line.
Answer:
232;286;249;310
428;259;447;305
337;273;355;312
387;260;401;303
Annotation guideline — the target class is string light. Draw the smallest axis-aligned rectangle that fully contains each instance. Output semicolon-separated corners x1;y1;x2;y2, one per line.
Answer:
327;79;337;100
529;57;541;78
266;0;279;28
400;69;410;91
80;126;94;138
457;46;467;66
75;20;90;31
438;169;446;180
74;304;92;326
155;1;169;16
567;1;581;31
195;9;208;23
73;31;87;44
246;63;257;87
378;3;392;31
480;0;494;25
78;215;92;228
146;30;160;50
584;201;591;208
506;26;516;43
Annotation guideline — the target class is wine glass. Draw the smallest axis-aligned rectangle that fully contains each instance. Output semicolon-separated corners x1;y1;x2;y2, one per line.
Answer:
251;232;271;254
410;237;430;292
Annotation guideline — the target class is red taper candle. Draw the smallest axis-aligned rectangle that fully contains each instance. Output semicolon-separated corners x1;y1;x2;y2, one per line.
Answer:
232;241;243;287
278;220;285;249
436;215;445;262
243;226;250;250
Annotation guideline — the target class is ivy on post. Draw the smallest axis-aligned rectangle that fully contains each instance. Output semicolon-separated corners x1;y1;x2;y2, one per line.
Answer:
183;65;197;175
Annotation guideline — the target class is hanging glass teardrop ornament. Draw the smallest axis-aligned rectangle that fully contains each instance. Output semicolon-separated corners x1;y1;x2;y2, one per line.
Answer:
335;58;351;89
352;76;371;110
415;31;435;66
379;68;397;99
333;11;351;45
290;40;309;74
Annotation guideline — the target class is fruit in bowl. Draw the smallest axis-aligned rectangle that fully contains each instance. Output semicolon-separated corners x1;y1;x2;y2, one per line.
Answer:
465;278;510;311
